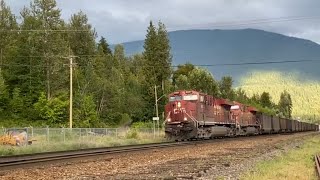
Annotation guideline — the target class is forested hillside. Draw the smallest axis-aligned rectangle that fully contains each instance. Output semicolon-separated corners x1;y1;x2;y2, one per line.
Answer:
0;0;311;128
118;29;320;81
239;71;320;122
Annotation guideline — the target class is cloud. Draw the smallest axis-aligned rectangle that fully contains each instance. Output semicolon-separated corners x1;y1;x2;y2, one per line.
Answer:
4;0;320;44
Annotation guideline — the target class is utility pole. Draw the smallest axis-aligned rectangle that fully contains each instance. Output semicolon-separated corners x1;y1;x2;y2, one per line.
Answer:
155;85;159;135
69;55;73;129
154;84;167;136
64;48;76;129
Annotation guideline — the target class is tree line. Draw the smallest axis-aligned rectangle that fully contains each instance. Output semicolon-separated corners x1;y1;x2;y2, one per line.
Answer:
0;0;292;128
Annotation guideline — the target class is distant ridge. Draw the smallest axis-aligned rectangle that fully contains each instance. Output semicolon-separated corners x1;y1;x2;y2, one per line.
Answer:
114;29;320;81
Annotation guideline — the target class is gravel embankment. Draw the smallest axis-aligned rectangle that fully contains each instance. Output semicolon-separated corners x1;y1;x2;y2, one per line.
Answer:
0;132;317;180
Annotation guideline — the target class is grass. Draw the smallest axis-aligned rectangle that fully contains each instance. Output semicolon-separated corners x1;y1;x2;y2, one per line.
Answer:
242;135;320;180
0;129;165;156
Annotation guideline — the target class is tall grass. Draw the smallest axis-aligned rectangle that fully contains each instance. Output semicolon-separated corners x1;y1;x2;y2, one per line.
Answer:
242;135;320;180
0;129;165;156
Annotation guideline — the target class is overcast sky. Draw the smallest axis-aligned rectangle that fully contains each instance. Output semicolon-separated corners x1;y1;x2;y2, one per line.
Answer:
5;0;320;44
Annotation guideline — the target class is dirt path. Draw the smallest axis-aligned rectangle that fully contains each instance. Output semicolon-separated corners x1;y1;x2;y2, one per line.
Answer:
0;132;317;180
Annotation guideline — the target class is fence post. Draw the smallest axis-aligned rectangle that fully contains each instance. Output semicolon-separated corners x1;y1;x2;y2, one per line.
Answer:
115;128;118;138
31;127;34;138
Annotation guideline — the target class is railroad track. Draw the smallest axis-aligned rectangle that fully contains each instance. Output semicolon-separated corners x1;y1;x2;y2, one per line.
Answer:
0;132;315;171
1;138;239;171
0;141;197;171
315;154;320;177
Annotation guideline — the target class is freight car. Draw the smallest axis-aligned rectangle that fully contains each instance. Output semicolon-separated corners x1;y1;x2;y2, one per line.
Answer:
164;90;318;140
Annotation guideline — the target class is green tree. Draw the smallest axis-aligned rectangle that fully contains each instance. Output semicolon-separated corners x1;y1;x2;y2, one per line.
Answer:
74;94;99;127
68;11;96;68
235;88;249;103
172;63;195;86
0;73;9;113
0;0;18;76
8;0;69;101
250;94;261;104
175;75;190;90
98;36;112;55
260;92;272;108
188;68;219;96
34;92;68;126
9;88;24;117
278;90;293;118
113;44;125;68
33;0;68;99
219;76;235;100
142;21;172;119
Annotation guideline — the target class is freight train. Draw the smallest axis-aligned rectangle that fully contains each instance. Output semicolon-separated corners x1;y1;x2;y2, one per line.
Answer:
164;90;318;140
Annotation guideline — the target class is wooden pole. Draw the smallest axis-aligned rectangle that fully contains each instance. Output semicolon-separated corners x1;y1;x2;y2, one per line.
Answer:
69;54;73;129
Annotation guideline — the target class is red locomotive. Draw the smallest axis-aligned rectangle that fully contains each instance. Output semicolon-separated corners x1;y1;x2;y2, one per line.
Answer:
164;90;318;140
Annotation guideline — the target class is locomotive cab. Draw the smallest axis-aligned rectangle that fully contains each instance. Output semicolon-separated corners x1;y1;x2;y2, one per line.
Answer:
165;90;199;124
164;90;199;139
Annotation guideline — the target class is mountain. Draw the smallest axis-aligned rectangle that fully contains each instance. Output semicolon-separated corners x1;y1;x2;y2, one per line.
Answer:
116;29;320;82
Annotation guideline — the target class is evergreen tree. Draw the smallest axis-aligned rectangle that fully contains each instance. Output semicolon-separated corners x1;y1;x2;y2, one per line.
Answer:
142;21;172;119
250;93;260;104
143;21;158;87
235;88;249;103
219;76;235;100
10;0;69;100
113;44;125;68
278;90;293;118
98;36;112;55
0;0;18;73
156;21;172;82
260;92;272;108
0;72;9;113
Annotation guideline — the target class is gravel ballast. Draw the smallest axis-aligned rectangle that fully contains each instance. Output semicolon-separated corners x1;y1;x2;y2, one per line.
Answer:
0;132;317;180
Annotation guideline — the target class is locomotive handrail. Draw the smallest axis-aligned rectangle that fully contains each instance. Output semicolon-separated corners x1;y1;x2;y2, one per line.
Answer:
163;111;171;124
185;112;198;128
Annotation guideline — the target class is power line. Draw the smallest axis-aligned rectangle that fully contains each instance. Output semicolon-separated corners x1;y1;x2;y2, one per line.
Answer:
0;29;91;33
183;59;320;67
0;59;319;68
0;16;319;33
167;16;320;30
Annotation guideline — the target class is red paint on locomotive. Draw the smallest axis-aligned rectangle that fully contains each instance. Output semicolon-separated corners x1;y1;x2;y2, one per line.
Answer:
165;90;199;123
164;90;318;140
165;90;235;124
230;102;258;126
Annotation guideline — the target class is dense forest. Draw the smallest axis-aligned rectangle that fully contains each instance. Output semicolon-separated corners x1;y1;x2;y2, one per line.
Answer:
240;71;320;122
0;0;293;128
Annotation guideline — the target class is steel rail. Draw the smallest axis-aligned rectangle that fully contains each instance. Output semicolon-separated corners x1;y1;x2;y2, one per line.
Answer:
0;140;215;171
315;154;320;177
0;132;316;171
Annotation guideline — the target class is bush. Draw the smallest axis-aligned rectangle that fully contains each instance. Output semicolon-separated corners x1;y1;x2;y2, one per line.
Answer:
126;129;138;139
131;121;154;129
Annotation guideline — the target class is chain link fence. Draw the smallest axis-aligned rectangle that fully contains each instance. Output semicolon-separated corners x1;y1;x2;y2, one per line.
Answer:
1;127;163;144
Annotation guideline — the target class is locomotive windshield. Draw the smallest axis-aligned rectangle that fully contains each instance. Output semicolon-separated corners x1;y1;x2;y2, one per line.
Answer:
183;94;198;100
169;95;198;101
169;96;182;102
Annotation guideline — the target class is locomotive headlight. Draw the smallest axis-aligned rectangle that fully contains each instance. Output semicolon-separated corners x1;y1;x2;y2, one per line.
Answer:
177;102;181;108
167;118;171;122
184;117;187;121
